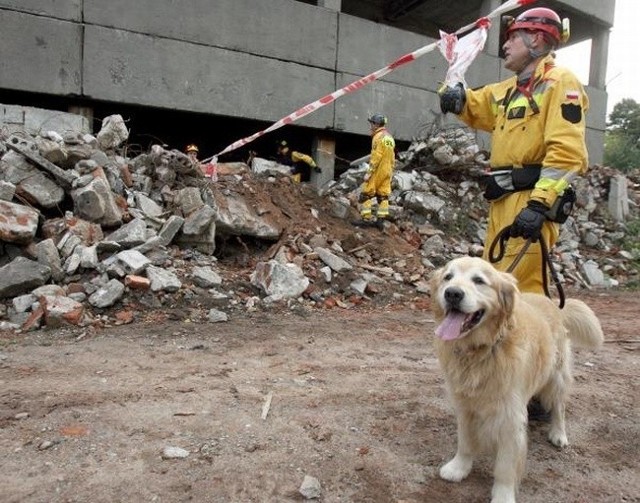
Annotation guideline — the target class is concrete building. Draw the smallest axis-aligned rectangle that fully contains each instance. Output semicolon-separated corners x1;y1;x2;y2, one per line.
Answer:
0;0;614;174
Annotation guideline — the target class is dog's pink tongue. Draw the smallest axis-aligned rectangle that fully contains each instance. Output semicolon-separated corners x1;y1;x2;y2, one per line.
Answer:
435;312;466;341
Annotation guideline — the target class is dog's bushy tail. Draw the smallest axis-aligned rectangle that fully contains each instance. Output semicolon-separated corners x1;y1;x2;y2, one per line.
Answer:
561;299;604;349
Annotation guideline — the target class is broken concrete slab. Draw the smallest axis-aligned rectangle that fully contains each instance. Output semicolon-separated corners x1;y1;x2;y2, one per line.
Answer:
5;135;78;189
0;257;51;299
0;200;39;244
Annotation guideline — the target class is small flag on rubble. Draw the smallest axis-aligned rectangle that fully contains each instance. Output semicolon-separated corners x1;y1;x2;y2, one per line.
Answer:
201;162;218;182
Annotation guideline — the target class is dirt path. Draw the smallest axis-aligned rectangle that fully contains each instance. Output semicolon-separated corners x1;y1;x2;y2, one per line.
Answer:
1;290;638;503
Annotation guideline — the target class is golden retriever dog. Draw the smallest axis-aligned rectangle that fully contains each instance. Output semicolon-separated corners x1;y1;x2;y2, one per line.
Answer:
429;256;603;503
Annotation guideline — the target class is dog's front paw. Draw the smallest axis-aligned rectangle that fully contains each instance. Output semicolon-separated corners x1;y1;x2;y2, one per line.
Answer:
491;484;516;503
439;456;473;482
548;429;568;448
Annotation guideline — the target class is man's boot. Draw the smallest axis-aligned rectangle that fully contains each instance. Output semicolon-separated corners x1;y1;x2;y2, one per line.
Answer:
376;197;390;219
527;397;551;422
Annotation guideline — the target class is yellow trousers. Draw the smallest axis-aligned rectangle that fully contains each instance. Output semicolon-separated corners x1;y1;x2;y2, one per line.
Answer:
482;191;559;294
360;167;392;220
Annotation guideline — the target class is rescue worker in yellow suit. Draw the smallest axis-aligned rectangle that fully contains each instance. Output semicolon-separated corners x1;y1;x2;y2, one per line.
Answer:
441;7;588;423
186;143;217;179
276;140;321;183
439;7;588;294
185;143;200;162
358;113;396;223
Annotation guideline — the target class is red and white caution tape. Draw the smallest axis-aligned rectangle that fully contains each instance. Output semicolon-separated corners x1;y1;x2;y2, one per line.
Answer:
204;0;534;165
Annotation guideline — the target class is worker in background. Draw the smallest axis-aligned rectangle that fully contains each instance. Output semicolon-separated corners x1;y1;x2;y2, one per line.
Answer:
356;113;396;225
276;140;321;183
185;143;200;162
185;143;217;181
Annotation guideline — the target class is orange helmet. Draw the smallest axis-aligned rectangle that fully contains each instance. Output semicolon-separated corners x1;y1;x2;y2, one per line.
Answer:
185;144;199;154
504;7;569;46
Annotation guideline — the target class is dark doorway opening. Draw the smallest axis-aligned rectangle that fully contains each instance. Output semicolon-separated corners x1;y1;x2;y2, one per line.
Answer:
1;90;398;174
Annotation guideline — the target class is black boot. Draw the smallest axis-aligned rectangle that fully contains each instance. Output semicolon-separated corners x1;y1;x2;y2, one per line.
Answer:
527;397;551;423
351;219;377;228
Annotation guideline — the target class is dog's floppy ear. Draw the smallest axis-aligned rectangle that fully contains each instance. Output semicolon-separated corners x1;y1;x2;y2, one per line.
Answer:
428;266;445;316
497;270;518;315
429;266;444;295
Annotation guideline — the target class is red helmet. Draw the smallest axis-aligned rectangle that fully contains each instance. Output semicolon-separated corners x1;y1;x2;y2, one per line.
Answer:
504;7;569;45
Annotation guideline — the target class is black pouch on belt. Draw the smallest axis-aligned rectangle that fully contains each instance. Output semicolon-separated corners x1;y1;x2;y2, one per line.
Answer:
483;164;541;201
483;176;508;201
511;165;541;190
545;186;576;223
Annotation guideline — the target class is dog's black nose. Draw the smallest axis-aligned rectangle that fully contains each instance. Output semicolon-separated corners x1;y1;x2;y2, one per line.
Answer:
444;287;464;308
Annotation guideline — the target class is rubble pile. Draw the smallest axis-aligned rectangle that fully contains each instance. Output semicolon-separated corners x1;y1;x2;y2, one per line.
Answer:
0;114;638;332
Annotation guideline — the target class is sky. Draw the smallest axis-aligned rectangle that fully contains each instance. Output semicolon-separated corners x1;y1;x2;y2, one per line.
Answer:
555;0;636;117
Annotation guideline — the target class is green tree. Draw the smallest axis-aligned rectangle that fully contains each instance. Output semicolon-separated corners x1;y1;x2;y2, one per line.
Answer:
604;98;640;171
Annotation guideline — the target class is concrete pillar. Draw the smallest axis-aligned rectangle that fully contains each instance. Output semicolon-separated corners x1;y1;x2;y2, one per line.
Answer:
482;0;502;57
317;0;341;11
589;28;610;91
312;135;336;188
608;174;629;222
68;106;94;133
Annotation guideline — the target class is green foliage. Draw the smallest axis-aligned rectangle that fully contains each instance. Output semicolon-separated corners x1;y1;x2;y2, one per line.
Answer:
608;98;640;139
604;99;640;172
621;218;640;289
603;131;639;170
622;218;640;256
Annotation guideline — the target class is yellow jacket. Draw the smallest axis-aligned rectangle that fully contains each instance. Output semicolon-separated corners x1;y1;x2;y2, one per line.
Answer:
369;127;395;176
362;126;395;198
290;151;317;169
459;54;589;207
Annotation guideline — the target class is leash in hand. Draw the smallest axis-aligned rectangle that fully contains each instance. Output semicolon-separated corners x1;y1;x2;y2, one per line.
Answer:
488;226;565;309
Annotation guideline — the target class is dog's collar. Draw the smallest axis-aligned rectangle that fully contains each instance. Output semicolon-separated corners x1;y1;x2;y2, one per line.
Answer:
453;329;506;357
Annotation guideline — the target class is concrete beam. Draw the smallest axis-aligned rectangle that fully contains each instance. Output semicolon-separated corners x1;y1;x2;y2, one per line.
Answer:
0;10;81;95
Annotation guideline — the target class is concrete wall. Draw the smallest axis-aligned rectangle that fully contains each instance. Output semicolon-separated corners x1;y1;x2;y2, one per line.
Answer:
1;104;89;136
0;0;609;163
0;0;81;20
556;0;615;26
0;9;81;95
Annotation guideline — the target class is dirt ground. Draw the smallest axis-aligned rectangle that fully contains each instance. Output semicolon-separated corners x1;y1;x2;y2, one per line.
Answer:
1;288;638;503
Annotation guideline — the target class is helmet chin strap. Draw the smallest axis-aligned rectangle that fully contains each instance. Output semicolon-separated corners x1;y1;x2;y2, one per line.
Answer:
513;31;549;75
